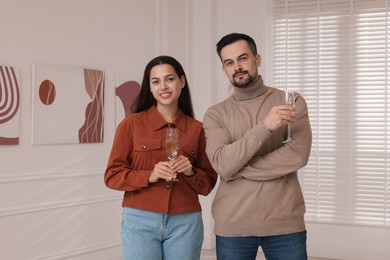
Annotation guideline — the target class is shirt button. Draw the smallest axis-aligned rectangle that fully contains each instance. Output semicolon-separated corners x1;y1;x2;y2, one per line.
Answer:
191;151;195;156
195;177;199;182
165;184;171;188
141;145;147;150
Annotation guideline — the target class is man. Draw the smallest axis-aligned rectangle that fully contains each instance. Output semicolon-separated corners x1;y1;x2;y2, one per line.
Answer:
203;33;312;260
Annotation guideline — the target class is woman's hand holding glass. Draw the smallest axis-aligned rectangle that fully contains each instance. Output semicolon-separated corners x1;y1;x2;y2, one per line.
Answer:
169;155;194;177
148;155;194;183
149;161;177;183
149;126;194;183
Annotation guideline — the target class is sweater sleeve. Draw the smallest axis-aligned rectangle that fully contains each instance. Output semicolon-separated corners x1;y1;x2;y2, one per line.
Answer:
204;94;312;182
203;105;272;180
233;95;312;181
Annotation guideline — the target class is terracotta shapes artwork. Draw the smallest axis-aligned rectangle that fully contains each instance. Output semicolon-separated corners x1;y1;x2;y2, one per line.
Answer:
0;66;20;145
32;64;104;144
115;74;140;126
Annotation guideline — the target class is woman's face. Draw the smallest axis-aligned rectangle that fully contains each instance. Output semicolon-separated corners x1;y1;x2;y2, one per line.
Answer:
149;64;185;109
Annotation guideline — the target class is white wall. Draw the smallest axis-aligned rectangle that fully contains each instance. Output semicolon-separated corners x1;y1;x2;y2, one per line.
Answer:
0;0;207;259
0;0;244;259
0;1;158;259
2;0;388;259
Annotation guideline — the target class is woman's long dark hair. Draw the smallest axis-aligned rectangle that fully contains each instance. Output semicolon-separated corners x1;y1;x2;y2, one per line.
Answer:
132;55;194;118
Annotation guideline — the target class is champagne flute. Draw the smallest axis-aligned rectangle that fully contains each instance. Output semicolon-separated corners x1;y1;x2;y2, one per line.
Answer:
283;90;295;144
166;126;180;181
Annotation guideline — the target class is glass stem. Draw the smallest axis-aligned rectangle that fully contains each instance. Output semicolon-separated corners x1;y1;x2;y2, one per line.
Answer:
287;125;291;138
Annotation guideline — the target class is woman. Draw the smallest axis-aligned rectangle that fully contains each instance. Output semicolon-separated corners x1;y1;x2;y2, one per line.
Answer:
104;55;218;260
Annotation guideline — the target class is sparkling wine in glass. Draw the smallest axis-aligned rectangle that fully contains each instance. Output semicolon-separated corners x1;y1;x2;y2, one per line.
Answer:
283;90;295;144
166;126;179;181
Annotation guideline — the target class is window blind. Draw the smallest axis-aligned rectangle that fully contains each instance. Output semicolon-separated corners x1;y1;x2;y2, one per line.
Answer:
273;0;390;226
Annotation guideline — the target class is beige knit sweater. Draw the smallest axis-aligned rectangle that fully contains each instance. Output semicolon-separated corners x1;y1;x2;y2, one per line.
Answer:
203;76;312;237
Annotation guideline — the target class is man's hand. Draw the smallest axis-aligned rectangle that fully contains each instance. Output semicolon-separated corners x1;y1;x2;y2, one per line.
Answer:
262;105;296;132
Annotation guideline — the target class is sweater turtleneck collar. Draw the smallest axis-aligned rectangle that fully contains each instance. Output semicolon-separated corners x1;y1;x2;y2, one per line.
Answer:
232;75;267;101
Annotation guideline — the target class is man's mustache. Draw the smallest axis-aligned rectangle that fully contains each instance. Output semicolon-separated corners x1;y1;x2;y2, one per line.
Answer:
233;70;248;77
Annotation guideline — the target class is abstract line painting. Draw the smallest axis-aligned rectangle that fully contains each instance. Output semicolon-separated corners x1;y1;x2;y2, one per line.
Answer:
32;64;104;144
115;74;140;126
0;66;20;145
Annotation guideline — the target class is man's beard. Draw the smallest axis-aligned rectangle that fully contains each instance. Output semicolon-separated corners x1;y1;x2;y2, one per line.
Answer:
231;70;255;88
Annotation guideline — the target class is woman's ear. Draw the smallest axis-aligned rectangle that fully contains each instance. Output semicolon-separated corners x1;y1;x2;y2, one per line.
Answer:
181;75;186;88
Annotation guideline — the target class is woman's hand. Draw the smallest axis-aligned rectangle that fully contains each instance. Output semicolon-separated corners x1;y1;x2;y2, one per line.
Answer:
149;161;177;182
169;155;195;177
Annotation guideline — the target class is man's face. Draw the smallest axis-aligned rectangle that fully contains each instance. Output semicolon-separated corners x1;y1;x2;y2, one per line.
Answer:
220;40;261;88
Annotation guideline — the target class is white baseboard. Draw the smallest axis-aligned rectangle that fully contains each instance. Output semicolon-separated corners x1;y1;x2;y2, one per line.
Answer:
309;244;390;260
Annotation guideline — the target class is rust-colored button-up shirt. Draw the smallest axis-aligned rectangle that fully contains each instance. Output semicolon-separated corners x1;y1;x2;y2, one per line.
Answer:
104;106;218;214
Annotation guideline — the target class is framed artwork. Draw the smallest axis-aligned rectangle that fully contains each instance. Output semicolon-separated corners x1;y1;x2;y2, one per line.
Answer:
0;66;20;145
115;74;140;126
32;63;104;144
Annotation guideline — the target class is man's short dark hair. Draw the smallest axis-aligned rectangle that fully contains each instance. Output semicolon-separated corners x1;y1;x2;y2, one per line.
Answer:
216;33;258;60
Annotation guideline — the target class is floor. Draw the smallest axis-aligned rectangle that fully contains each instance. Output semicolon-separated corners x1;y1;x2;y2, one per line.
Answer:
200;249;332;260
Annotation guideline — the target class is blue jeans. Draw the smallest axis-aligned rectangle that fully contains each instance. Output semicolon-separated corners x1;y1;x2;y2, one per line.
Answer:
216;231;307;260
121;207;203;260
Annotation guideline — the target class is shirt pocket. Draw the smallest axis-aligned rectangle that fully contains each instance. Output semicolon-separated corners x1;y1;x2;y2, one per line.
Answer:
133;138;162;153
182;143;198;164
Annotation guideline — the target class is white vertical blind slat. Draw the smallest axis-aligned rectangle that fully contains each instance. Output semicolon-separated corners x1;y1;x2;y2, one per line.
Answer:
273;0;390;226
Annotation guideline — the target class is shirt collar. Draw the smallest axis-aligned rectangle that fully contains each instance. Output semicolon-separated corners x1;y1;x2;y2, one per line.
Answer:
147;106;187;132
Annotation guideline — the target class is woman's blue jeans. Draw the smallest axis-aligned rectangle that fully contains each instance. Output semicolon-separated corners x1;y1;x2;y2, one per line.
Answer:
121;207;203;260
216;230;307;260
